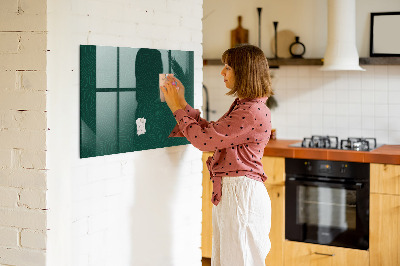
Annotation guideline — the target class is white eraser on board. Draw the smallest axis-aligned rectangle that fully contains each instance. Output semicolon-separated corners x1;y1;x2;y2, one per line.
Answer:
136;117;146;135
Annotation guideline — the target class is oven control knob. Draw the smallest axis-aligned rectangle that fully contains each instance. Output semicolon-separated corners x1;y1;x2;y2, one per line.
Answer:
304;161;312;171
340;164;347;174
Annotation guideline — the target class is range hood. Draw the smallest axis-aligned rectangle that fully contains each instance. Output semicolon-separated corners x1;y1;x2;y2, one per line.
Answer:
320;0;365;71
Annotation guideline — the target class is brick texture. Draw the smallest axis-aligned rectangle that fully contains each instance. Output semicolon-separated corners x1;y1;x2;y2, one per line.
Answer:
0;187;19;208
0;32;47;71
0;208;47;230
19;189;47;209
0;227;19;247
0;247;46;266
21;229;46;249
0;91;46;111
0;129;46;150
0;169;47;189
0;32;21;54
3;0;203;265
0;0;47;264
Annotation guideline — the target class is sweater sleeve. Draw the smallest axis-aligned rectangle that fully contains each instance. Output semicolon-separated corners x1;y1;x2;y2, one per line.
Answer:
168;103;211;137
171;106;256;152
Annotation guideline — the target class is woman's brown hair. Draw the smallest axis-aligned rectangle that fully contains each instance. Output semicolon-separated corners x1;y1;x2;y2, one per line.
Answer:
221;44;273;99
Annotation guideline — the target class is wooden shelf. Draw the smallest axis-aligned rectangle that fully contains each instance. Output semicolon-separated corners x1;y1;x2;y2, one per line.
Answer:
203;58;323;67
268;58;323;67
203;57;400;67
359;57;400;65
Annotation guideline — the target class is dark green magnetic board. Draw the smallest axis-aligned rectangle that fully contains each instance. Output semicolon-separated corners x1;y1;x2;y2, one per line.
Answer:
80;45;194;158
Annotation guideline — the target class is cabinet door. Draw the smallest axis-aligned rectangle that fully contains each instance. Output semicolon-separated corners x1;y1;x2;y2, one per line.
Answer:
370;193;400;266
261;156;285;185
284;241;369;266
370;163;400;195
202;152;214;258
264;185;284;266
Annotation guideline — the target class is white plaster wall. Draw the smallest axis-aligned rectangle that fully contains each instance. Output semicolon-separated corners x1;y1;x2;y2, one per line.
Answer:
203;0;400;145
46;0;203;265
203;0;327;59
203;0;400;58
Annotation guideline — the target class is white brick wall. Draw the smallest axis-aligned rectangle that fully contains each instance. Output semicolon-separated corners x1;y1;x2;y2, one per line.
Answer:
0;208;46;230
0;169;47;189
0;227;19;247
21;229;47;250
46;1;203;266
0;187;19;208
0;0;48;264
0;247;46;266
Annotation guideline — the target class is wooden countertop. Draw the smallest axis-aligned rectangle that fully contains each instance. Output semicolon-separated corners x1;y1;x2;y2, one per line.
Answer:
263;139;400;165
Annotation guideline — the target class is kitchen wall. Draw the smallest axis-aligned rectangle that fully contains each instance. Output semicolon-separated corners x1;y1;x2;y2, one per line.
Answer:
203;0;400;144
1;0;203;265
271;65;400;144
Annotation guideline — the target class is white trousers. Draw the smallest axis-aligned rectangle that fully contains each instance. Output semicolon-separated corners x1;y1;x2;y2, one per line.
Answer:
212;176;271;266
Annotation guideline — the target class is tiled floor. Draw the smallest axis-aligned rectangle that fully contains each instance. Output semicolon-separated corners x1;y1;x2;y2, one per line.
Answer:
202;257;211;266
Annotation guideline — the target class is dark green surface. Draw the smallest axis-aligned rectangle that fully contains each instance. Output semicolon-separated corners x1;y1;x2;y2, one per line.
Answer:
80;45;194;158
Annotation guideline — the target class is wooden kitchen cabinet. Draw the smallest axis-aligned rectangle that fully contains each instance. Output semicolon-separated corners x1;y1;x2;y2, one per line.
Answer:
370;163;400;266
370;193;400;266
261;156;285;266
202;152;214;258
370;163;400;195
264;184;285;266
261;156;285;186
201;154;286;266
284;241;369;266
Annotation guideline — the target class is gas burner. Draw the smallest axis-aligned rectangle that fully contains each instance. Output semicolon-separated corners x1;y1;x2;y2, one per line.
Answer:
290;136;380;151
340;137;377;151
301;135;339;149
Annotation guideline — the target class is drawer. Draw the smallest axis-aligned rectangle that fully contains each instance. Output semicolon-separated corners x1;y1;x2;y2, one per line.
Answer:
283;241;369;266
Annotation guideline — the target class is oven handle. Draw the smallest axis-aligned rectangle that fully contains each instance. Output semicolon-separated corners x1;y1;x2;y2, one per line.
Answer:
286;177;364;189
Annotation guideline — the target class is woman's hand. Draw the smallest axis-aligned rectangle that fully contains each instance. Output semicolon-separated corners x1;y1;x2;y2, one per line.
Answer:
168;76;187;108
161;78;184;114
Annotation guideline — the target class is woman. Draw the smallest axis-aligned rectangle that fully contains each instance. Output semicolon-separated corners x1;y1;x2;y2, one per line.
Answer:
162;44;273;266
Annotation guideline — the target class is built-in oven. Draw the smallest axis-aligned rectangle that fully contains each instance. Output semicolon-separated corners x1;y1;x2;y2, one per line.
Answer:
285;158;369;250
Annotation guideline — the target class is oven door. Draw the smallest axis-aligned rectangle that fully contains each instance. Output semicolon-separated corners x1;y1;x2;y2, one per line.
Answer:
285;177;369;250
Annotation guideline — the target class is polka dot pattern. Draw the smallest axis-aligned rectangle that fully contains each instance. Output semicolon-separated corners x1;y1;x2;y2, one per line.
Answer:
168;97;272;206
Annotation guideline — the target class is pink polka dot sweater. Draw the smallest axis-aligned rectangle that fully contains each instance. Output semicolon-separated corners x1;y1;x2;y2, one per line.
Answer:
168;97;272;206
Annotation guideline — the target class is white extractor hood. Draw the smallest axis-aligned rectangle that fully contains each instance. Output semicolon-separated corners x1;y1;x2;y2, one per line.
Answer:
320;0;365;71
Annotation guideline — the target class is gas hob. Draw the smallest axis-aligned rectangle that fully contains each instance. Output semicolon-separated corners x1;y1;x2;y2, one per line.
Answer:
289;135;383;151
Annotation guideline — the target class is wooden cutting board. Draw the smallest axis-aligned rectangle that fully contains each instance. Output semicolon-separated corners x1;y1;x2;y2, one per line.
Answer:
231;16;249;48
